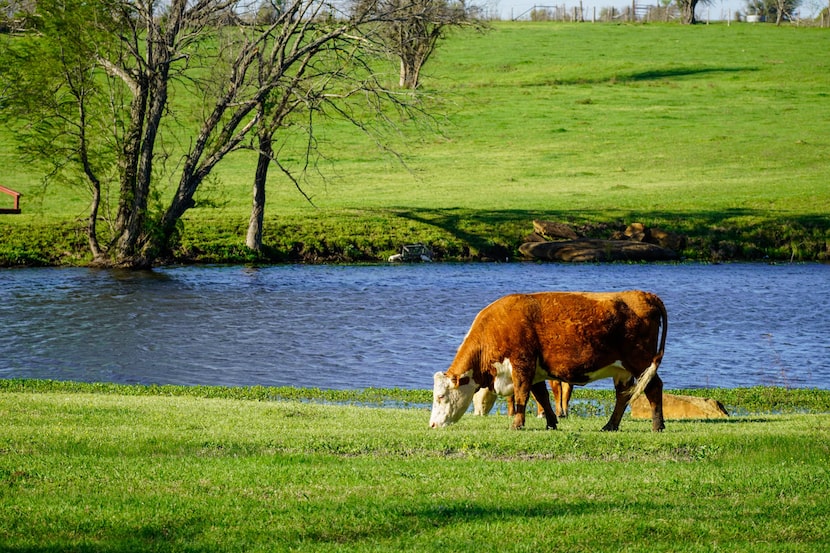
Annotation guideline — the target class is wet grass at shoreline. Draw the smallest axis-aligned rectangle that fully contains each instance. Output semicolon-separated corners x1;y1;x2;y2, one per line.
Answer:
4;378;830;415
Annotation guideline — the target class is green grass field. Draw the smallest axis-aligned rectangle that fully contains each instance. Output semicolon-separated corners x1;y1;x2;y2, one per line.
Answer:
2;382;829;551
1;22;828;265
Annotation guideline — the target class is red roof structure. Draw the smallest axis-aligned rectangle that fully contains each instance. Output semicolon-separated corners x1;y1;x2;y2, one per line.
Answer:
0;186;21;214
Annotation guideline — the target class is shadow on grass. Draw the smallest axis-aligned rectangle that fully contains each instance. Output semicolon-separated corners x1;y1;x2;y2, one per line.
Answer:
531;65;758;87
390;207;829;262
0;499;625;552
620;66;755;82
295;498;605;547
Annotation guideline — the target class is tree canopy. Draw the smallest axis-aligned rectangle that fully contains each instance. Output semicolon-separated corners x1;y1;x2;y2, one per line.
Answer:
1;0;470;268
746;0;803;23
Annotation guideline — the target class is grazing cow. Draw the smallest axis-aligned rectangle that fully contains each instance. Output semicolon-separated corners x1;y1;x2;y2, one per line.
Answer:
429;291;668;432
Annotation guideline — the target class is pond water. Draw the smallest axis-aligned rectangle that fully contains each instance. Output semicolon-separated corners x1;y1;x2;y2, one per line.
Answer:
1;263;828;391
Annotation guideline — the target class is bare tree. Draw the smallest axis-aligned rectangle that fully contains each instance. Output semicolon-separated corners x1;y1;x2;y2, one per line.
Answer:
246;0;420;250
364;0;483;89
244;0;371;252
244;0;444;252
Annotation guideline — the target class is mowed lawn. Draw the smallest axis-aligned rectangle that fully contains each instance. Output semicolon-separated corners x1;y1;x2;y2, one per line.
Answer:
1;22;828;262
1;387;830;552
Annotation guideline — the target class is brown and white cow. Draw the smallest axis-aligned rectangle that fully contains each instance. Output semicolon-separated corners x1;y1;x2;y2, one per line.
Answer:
429;291;668;432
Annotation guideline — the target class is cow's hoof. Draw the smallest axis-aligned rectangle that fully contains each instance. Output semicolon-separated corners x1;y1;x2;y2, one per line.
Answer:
601;424;619;432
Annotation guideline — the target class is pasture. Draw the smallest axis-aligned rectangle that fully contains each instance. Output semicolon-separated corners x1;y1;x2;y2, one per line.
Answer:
1;22;828;264
1;382;829;551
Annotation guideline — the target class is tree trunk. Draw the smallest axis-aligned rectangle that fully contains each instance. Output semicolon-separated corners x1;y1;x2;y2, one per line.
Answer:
109;2;184;268
399;57;421;89
76;94;104;262
112;88;148;265
679;0;698;23
247;130;272;251
86;173;103;264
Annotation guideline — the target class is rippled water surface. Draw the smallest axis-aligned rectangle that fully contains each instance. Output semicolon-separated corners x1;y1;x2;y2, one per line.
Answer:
1;263;828;390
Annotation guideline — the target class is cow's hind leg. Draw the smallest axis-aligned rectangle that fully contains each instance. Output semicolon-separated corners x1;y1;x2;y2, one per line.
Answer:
553;380;573;417
550;381;562;417
531;380;558;430
645;374;665;432
602;376;635;432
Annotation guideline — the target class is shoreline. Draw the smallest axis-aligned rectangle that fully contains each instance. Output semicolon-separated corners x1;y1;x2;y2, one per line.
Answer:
2;217;828;268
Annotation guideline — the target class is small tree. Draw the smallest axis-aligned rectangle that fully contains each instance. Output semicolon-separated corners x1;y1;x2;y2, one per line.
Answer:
0;0;116;258
244;0;398;251
243;0;426;252
746;0;801;23
365;0;483;90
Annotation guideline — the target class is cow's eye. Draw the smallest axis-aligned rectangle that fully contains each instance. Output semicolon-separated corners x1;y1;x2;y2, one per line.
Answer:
437;395;445;402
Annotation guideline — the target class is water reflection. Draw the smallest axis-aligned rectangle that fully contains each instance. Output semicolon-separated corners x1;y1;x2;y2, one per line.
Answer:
1;263;828;390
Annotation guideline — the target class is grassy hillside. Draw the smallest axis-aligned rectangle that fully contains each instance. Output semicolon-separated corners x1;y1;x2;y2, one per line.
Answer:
2;384;830;551
1;22;828;265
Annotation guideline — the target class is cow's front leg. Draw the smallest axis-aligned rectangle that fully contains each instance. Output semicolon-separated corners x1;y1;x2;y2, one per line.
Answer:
510;379;531;430
602;376;634;431
531;380;558;430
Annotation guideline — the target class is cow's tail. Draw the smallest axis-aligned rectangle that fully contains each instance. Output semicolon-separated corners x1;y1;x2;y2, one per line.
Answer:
627;295;668;403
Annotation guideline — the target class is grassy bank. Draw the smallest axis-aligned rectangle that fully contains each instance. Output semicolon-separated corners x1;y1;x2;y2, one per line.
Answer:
1;22;828;265
2;382;829;551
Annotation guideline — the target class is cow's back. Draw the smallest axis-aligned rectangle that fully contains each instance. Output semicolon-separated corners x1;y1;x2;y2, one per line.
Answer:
455;290;664;384
528;291;664;382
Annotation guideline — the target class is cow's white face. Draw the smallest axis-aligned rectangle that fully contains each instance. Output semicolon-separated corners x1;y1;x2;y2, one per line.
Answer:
429;371;477;428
